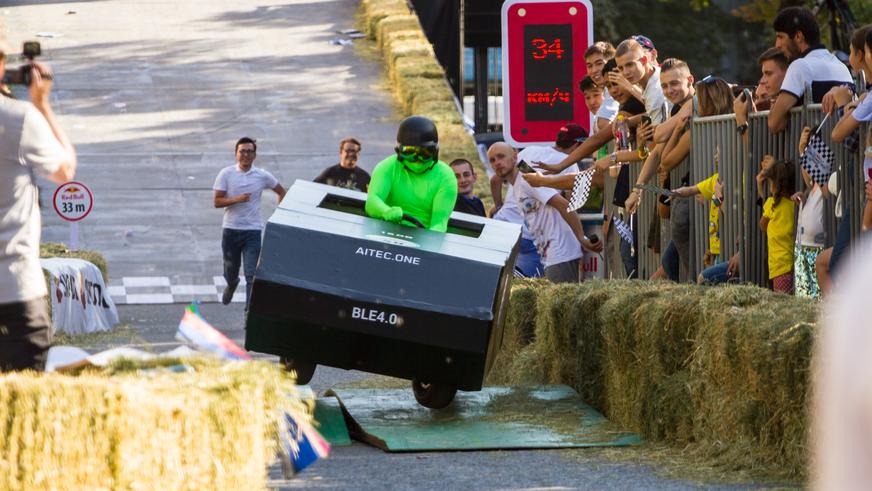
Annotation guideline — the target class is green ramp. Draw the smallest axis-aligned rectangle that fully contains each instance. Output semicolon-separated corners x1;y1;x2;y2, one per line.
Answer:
326;385;641;452
313;397;352;446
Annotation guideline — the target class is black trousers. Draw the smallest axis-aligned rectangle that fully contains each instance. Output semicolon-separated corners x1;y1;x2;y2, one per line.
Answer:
0;298;52;371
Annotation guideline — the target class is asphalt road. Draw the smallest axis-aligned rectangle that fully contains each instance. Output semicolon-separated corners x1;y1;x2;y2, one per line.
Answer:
81;304;787;491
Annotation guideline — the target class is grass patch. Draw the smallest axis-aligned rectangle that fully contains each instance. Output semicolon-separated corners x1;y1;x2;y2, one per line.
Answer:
52;324;144;349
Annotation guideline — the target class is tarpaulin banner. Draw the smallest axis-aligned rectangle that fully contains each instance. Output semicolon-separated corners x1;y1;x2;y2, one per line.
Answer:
41;257;118;335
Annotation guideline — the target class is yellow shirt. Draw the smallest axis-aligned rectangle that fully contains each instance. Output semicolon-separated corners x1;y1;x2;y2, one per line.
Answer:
695;173;720;255
762;197;796;279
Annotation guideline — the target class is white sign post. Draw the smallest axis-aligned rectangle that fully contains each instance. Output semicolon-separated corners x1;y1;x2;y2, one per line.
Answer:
53;181;93;250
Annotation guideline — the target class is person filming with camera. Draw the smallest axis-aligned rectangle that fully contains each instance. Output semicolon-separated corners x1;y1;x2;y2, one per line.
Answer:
0;36;77;372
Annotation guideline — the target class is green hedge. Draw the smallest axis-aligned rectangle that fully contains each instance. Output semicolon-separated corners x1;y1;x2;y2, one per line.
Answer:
488;279;817;479
359;0;494;208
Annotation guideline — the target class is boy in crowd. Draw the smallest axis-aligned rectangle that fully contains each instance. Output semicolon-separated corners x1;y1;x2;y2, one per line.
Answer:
450;158;486;217
579;76;604;118
584;41;619;131
612;37;667;124
754;48;789;111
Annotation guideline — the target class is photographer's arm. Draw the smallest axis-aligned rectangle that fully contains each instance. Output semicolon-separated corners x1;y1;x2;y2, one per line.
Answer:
29;62;76;184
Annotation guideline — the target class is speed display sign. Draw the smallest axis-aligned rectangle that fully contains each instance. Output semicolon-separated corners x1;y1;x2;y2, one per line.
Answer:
501;0;593;147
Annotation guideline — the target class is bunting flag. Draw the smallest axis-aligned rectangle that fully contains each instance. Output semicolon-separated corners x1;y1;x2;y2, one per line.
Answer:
800;114;835;187
613;215;634;248
566;167;595;212
281;412;331;474
633;183;679;198
175;306;251;361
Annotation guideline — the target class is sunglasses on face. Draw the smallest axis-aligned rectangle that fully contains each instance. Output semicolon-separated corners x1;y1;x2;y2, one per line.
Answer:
397;145;437;162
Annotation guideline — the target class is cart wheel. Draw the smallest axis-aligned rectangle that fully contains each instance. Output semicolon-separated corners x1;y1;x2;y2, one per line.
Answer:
280;357;316;385
412;379;457;409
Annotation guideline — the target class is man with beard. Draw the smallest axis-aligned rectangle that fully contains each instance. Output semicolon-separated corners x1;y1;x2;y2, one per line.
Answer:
768;6;854;133
314;137;370;192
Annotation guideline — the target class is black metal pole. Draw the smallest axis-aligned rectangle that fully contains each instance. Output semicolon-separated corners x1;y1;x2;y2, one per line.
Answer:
474;45;489;133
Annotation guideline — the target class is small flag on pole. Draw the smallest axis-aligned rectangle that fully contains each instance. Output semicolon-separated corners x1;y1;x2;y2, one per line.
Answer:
175;307;251;361
281;412;331;475
566;168;595;212
613;215;634;248
800;114;835;187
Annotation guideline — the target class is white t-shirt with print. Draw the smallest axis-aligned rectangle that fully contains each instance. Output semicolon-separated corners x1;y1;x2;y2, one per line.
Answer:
510;173;581;267
213;165;279;231
0;98;66;304
493;183;533;241
854;96;872;182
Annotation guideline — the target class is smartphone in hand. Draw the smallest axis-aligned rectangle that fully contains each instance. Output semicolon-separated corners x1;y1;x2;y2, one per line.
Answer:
517;160;535;173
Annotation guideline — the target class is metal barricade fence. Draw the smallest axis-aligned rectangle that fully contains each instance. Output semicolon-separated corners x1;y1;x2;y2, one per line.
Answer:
689;114;740;283
601;169;627;280
629;161;658;279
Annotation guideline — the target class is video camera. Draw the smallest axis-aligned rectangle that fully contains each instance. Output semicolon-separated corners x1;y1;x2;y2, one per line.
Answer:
2;41;51;86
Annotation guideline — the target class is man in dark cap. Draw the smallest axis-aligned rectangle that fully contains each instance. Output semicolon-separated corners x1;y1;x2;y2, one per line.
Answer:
365;115;458;232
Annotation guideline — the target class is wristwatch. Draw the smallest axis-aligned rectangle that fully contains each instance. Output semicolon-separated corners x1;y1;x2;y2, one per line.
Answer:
610;152;618;165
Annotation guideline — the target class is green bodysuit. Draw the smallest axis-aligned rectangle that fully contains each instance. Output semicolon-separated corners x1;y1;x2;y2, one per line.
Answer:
365;155;458;232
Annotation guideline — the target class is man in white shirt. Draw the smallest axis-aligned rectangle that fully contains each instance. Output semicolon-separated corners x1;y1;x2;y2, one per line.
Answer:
488;142;601;283
0;37;77;371
768;6;854;133
213;137;286;306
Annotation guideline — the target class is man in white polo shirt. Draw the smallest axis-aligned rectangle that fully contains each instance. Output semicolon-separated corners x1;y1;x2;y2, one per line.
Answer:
768;6;854;133
612;37;667;125
0;37;77;372
213;137;286;306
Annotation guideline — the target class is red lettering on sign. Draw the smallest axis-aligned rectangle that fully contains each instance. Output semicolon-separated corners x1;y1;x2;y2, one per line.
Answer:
530;38;565;60
526;88;570;107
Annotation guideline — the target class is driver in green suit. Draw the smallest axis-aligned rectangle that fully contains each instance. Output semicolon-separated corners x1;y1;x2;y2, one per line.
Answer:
365;116;458;232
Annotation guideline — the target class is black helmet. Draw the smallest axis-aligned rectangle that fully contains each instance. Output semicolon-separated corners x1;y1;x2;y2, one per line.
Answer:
397;116;438;147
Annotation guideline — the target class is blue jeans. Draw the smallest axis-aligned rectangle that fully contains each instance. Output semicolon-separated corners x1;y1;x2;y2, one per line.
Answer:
222;228;262;306
661;240;679;282
514;238;544;278
699;260;729;285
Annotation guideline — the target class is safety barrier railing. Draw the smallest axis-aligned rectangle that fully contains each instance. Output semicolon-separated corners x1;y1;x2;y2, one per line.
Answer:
683;103;865;287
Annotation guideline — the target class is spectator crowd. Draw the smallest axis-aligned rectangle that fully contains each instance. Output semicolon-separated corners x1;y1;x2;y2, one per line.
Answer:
311;6;871;296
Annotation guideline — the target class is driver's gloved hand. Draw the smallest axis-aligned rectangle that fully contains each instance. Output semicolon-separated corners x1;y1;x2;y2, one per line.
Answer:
384;206;404;222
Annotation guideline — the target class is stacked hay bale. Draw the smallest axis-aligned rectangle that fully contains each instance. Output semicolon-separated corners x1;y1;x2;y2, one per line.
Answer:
492;279;818;479
0;358;307;490
359;0;493;207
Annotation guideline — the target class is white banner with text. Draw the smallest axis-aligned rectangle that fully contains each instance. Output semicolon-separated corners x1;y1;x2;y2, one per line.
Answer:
41;257;118;335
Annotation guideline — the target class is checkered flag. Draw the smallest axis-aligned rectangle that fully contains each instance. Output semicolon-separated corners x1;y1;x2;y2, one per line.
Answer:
800;115;835;187
566;168;595;212
612;215;633;247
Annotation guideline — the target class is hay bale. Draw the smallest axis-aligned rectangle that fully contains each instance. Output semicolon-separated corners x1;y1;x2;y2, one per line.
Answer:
487;279;819;479
0;358;306;490
375;15;421;49
485;279;548;385
392;56;444;84
379;30;427;53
